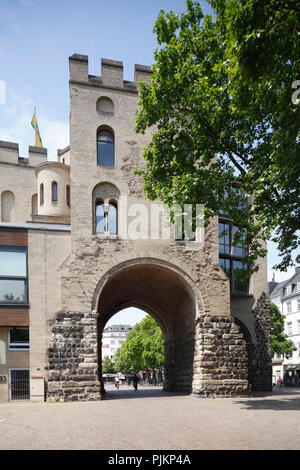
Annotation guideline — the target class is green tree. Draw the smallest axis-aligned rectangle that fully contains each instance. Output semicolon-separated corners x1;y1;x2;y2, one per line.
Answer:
102;356;115;374
114;316;164;377
135;0;300;273
271;303;296;358
113;346;133;374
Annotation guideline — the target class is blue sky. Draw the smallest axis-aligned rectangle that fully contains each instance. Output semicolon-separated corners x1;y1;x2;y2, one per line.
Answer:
0;0;298;326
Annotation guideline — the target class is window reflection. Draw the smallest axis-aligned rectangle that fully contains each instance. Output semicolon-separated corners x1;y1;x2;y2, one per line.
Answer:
97;130;114;166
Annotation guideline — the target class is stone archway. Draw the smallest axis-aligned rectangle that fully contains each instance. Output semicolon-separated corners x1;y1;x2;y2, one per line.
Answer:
47;258;252;401
95;259;200;393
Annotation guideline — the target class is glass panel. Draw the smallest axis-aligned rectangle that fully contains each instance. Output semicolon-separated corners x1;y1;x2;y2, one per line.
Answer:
232;260;249;294
232;226;247;257
0;279;27;303
40;184;44;205
219;258;231;278
66;186;70;207
52;182;58;202
108;203;117;235
98;131;113;143
9;328;29;348
0;250;27;277
219;223;230;254
97;141;114;166
96;203;105;233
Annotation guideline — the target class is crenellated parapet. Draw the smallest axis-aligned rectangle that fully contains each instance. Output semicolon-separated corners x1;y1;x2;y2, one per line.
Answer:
0;140;47;167
69;54;152;91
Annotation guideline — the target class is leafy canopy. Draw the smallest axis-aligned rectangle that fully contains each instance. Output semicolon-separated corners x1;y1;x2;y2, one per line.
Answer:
113;315;164;374
135;0;300;272
102;355;115;374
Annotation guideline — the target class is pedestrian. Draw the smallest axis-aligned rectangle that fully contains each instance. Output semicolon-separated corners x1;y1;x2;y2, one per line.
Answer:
133;374;138;391
277;377;282;388
114;376;119;389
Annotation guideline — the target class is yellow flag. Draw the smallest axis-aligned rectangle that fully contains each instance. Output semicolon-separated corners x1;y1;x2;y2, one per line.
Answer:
31;109;43;147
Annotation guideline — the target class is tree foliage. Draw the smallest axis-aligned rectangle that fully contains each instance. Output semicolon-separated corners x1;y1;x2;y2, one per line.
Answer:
135;0;300;272
102;356;115;374
113;316;164;374
271;302;296;357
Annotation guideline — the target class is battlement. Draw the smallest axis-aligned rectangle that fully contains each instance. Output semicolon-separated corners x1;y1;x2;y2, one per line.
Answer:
69;54;152;90
0;140;47;167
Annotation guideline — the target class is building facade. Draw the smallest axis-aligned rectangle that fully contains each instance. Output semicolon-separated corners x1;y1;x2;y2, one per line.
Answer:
269;268;300;385
0;54;272;402
102;324;132;361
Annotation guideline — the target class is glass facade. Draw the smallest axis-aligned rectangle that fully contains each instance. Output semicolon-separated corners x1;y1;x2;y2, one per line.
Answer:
218;221;249;294
0;247;28;304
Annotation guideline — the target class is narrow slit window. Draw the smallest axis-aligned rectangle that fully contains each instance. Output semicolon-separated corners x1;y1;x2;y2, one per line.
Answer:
52;181;58;202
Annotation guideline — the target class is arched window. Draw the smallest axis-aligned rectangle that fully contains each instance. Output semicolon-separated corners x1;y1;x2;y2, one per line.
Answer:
95;201;105;233
32;194;38;216
97;97;114;115
1;191;15;222
66;185;70;207
52;181;58;202
40;184;44;205
97;130;114;166
108;202;118;235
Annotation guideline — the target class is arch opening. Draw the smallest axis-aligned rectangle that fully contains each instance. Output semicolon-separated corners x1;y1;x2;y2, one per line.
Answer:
101;307;165;392
96;261;198;394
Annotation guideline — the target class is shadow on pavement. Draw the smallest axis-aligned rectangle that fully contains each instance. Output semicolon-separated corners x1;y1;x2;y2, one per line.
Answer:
102;385;189;400
233;387;300;411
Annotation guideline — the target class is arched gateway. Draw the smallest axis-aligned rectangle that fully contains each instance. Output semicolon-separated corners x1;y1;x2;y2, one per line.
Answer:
0;54;272;404
44;55;272;402
47;256;255;401
95;259;199;393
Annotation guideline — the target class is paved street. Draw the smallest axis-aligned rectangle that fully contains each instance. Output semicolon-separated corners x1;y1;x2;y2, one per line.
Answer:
0;384;300;450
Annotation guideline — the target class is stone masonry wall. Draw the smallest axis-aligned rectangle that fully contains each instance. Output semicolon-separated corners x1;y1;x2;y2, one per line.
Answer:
193;315;250;397
251;292;273;392
47;312;101;401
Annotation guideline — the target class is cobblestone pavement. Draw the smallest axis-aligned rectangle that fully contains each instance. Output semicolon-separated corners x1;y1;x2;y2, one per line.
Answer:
0;385;300;450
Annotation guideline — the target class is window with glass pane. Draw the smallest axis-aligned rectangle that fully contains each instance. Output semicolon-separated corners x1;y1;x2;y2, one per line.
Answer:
0;279;27;303
66;185;70;207
232;260;249;294
232;226;247;257
96;202;105;233
219;223;230;254
97;131;114;166
219;258;230;278
0;247;28;304
9;327;29;349
108;203;117;235
52;181;58;202
40;183;44;205
218;220;249;294
0;250;27;276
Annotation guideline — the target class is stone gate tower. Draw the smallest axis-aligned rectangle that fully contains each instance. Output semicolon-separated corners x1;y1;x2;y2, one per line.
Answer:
46;54;272;401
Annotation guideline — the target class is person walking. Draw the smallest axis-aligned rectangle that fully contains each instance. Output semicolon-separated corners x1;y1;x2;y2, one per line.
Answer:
133;374;138;391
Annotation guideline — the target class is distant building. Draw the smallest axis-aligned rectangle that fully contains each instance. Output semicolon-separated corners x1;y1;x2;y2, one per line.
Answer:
102;324;133;361
269;267;300;384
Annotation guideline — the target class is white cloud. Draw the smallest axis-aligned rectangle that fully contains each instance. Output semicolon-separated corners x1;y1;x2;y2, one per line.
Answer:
0;86;69;161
